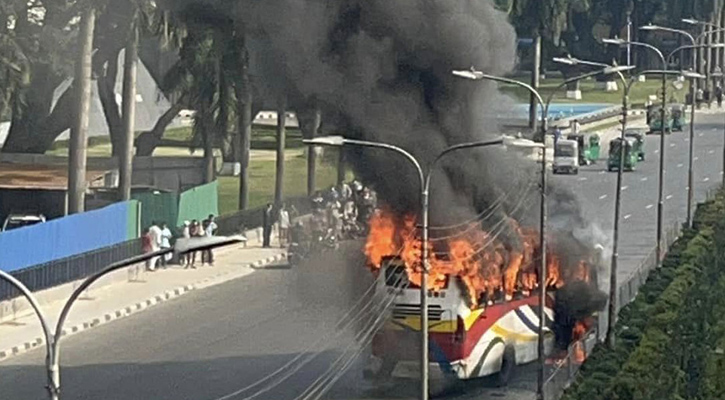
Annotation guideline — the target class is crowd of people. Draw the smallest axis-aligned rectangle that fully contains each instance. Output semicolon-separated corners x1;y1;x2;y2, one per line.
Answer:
141;214;218;271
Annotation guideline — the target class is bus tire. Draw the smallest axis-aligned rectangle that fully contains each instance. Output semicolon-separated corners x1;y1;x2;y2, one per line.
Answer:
495;347;516;387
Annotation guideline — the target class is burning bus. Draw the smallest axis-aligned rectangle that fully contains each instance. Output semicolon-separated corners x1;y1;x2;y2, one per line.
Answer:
363;209;602;386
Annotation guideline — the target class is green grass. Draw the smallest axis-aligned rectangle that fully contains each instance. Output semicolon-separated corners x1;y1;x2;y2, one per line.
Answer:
164;126;305;150
500;76;688;105
217;152;353;215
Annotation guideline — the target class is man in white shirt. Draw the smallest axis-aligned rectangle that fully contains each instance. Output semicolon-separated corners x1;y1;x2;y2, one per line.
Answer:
160;223;173;268
148;221;163;271
203;215;218;266
278;205;290;247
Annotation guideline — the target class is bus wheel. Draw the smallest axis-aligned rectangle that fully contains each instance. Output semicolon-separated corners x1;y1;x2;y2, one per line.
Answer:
495;347;516;387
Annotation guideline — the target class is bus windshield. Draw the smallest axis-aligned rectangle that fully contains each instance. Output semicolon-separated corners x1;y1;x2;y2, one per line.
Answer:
555;146;576;157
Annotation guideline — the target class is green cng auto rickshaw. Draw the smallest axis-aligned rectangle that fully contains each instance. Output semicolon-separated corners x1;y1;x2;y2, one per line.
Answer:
648;106;673;134
623;129;646;161
608;137;638;172
671;104;687;131
567;133;600;165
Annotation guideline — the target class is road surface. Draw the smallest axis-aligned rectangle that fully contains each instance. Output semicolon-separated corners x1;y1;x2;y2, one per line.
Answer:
1;113;723;400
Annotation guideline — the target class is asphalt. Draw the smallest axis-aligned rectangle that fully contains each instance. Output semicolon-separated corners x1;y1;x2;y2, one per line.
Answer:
1;113;723;400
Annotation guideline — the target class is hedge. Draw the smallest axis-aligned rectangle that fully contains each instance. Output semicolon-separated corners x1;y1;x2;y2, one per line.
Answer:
563;191;725;400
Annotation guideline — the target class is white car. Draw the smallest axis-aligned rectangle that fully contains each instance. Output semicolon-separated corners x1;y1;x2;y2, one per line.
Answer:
1;214;46;232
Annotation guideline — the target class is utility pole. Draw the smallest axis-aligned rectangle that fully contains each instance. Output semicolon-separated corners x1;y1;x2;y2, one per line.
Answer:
119;14;138;201
529;34;541;133
68;7;96;214
627;12;632;66
307;106;321;196
275;98;287;205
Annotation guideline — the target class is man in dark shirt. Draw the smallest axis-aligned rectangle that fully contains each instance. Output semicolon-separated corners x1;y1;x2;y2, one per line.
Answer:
262;203;274;248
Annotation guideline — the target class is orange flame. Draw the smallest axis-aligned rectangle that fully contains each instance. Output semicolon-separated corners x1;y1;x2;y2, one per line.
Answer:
364;210;593;308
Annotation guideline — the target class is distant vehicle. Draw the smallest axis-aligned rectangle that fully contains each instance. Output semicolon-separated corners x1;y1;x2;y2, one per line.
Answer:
566;133;601;165
648;106;678;134
623;129;646;161
1;214;46;232
608;138;638;172
553;139;579;175
671;104;687;131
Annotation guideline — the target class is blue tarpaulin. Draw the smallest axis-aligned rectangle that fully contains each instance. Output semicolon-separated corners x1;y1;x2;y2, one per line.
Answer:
0;201;139;273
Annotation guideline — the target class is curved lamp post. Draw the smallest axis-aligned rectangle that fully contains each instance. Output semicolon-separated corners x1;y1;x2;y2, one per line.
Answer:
453;64;633;400
0;236;244;400
303;135;504;400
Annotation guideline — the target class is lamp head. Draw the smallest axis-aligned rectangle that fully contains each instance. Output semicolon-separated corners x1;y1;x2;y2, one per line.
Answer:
639;24;661;31
303;136;346;147
452;68;484;80
553;56;578;66
682;18;701;26
602;37;627;46
603;65;636;75
681;70;706;80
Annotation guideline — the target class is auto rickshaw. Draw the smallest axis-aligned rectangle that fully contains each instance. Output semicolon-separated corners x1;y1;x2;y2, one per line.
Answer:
566;133;600;165
671;104;687;131
608;137;638;172
623;129;646;161
648;106;673;134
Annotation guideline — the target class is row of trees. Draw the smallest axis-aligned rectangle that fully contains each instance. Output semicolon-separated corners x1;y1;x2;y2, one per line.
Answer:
2;0;724;213
561;191;725;400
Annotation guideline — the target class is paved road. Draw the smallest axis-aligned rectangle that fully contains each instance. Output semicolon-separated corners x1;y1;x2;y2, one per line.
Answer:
1;113;723;400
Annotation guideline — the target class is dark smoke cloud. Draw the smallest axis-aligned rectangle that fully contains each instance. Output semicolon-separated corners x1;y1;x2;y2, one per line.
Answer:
170;0;608;268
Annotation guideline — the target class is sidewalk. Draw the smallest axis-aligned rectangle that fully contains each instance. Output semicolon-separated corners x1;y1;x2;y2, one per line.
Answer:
0;239;287;362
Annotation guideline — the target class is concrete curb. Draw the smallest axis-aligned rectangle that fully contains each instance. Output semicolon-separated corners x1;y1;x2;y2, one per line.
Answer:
0;252;286;363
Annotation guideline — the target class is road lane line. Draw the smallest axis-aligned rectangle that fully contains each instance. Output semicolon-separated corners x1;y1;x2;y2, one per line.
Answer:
641;177;648;182
646;204;654;209
599;171;606;175
622;186;629;191
677;163;684;168
709;150;715;154
666;195;673;200
704;177;710;182
699;133;704;137
695;157;699;161
655;150;660;154
578;177;588;182
624;214;632;220
670;143;676;148
599;194;608;200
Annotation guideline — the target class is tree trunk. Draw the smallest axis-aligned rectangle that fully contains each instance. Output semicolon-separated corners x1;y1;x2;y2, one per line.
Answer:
218;53;233;162
235;72;252;211
68;7;96;214
134;102;185;156
275;98;287;206
202;104;215;184
119;15;138;201
97;49;124;156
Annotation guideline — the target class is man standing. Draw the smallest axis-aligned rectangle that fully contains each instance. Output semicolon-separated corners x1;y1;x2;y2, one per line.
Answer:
204;214;217;266
181;221;191;268
278;204;290;248
148;221;162;271
160;223;173;268
262;203;274;248
716;84;723;108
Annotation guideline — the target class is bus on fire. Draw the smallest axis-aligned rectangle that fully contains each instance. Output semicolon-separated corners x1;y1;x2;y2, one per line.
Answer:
364;256;555;386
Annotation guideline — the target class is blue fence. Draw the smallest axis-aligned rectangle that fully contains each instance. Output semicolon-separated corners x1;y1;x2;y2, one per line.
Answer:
0;201;140;273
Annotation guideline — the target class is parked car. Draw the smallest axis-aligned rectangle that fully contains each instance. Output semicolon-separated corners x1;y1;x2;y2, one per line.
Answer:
1;214;46;232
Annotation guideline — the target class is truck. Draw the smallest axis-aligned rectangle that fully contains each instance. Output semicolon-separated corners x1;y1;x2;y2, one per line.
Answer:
553;139;579;175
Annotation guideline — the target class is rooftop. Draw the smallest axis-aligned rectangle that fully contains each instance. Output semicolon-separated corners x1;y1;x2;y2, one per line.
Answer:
0;163;112;191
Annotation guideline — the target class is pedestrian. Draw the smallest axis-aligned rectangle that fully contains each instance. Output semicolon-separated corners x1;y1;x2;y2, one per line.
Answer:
189;220;201;268
553;128;562;146
142;228;153;271
181;220;191;268
704;88;711;109
278;204;290;247
148;221;162;271
160;222;173;268
262;203;274;248
697;87;704;109
203;214;217;266
716;84;723;108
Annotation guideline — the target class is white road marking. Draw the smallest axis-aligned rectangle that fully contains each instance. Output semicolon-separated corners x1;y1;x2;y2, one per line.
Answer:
670;143;676;148
599;171;606;175
622;186;629;191
655;150;660;154
699;133;704;137
578;177;588;182
666;195;673;200
641;177;648;182
695;157;700;161
599;194;608;200
624;214;632;220
709;150;715;154
646;204;654;209
677;163;684;168
704;177;710;182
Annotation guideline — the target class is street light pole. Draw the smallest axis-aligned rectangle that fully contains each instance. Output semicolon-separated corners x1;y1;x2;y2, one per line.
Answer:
0;237;242;400
304;135;503;400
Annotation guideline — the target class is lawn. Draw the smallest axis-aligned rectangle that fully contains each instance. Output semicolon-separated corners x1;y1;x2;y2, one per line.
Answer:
217;151;352;215
499;76;688;106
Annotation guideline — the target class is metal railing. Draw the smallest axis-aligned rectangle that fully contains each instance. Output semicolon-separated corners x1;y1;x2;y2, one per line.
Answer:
0;239;142;302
